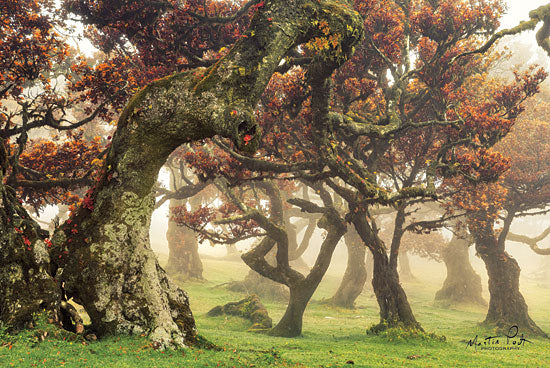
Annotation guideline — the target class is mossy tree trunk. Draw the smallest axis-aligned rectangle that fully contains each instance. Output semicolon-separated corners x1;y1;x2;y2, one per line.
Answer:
435;232;486;306
0;142;63;330
469;210;546;337
0;185;61;330
327;226;367;308
352;212;422;332
46;0;363;348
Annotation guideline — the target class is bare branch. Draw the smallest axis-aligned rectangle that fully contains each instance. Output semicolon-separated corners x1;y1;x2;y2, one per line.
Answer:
507;226;550;255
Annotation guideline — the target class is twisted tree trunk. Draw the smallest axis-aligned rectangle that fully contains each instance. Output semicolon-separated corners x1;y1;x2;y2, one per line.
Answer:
46;0;363;348
266;210;347;337
352;213;422;332
469;212;546;337
327;226;367;308
435;233;486;306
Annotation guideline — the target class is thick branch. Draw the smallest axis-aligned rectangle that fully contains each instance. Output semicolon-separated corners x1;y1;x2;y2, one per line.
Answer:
508;226;550;255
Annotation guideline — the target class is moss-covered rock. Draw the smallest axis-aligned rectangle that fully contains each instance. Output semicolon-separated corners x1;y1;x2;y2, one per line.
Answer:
207;295;272;332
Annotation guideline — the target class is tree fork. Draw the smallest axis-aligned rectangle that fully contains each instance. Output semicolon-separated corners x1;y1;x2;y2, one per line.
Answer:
351;213;422;332
49;0;363;348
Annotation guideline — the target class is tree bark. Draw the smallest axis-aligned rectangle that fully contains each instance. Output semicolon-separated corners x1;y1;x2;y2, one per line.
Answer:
365;250;373;290
352;213;422;332
267;285;311;337
46;0;363;347
0;145;63;330
435;234;486;306
469;212;546;337
327;226;367;308
267;210;347;336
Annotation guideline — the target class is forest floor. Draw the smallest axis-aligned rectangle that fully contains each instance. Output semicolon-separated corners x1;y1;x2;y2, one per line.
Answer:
1;255;550;367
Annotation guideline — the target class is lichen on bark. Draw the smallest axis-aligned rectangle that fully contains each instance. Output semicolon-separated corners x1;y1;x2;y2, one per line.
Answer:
45;0;364;349
0;172;62;331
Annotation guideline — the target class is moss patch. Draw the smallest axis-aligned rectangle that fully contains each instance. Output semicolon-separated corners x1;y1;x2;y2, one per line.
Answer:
207;295;272;332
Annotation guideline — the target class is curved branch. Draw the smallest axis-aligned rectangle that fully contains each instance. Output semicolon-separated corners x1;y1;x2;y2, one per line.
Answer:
13;176;93;190
508;226;550;255
213;138;320;173
450;4;550;64
188;0;262;24
154;181;209;209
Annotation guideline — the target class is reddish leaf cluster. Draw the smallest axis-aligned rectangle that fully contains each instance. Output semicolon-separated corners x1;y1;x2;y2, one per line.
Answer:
0;0;69;100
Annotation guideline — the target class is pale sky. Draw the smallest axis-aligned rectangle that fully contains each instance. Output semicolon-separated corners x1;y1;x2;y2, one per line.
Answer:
501;0;549;28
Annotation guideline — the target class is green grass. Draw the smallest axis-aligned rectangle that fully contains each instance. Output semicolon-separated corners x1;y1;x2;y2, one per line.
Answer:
1;256;550;367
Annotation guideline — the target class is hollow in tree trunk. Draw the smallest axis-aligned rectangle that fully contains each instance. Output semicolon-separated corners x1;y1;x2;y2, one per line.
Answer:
469;213;546;337
435;233;486;306
326;226;367;308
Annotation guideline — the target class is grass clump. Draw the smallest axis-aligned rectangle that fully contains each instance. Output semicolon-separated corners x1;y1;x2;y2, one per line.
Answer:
370;325;446;343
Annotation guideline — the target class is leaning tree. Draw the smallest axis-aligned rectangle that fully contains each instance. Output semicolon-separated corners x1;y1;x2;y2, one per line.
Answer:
5;0;364;348
5;0;550;348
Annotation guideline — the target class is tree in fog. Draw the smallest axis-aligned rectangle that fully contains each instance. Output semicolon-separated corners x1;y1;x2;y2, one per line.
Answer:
3;0;364;347
185;0;546;334
5;0;550;348
155;151;210;280
0;0;111;332
461;90;550;336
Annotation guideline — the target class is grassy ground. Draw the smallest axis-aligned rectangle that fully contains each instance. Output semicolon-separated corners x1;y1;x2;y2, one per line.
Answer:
1;255;549;367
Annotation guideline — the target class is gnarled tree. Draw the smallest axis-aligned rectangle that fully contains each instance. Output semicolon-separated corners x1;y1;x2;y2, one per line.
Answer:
46;0;363;348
